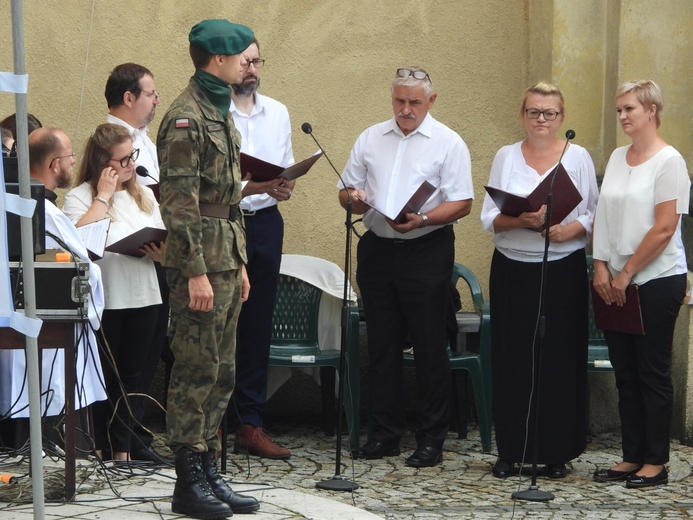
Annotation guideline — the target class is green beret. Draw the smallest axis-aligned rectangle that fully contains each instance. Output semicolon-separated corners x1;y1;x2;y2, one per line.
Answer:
189;19;254;55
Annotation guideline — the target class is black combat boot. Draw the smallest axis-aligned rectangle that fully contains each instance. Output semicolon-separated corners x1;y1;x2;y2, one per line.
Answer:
172;448;233;519
200;451;260;514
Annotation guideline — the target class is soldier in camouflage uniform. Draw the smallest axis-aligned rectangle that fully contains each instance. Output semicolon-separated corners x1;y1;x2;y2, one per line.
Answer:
156;19;259;519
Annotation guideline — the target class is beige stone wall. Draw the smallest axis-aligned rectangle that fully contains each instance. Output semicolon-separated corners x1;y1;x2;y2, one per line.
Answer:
3;0;693;437
0;0;529;289
2;1;691;289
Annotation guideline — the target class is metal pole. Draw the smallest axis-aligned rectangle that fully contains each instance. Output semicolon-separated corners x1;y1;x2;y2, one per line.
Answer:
11;0;46;517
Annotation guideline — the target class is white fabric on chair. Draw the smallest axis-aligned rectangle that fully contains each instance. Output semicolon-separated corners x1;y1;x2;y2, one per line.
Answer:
266;254;357;398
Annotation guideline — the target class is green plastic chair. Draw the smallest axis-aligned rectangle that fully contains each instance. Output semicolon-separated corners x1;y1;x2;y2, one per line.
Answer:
402;262;492;453
585;255;612;373
268;273;361;451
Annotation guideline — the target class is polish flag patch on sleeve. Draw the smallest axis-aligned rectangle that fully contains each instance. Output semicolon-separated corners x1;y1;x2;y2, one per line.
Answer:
175;118;190;128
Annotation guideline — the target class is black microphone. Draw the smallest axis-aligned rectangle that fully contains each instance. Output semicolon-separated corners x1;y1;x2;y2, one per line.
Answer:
301;122;349;191
135;165;158;183
544;129;576;230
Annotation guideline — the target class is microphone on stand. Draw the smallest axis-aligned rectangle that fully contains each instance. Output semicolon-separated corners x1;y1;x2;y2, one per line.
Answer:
301;122;350;192
135;165;158;183
302;121;359;493
513;127;576;504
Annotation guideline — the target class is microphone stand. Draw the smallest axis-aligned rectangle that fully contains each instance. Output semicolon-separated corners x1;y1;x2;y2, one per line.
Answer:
304;124;359;492
512;129;574;502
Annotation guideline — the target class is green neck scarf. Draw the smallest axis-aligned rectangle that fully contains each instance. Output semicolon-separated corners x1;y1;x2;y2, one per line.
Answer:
193;69;232;118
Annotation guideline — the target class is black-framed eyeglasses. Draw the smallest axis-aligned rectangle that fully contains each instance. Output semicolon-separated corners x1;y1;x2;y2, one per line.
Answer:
109;148;139;168
49;152;76;168
140;89;160;101
243;58;265;69
524;108;562;121
396;68;432;83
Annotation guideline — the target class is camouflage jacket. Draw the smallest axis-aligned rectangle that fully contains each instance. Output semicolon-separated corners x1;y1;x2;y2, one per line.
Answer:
157;77;247;277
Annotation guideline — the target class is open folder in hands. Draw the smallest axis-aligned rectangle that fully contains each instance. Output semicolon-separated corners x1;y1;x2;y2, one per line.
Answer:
589;282;645;335
240;151;323;182
356;181;436;224
105;227;168;258
484;163;582;231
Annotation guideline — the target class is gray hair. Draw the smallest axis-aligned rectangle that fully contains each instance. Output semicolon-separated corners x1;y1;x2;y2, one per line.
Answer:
391;67;434;97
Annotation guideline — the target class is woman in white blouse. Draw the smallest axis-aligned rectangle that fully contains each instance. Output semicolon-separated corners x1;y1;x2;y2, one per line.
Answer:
592;80;689;489
63;123;165;462
480;82;599;479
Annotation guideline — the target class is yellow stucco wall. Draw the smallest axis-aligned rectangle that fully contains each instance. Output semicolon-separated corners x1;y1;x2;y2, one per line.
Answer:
0;1;690;296
0;0;530;290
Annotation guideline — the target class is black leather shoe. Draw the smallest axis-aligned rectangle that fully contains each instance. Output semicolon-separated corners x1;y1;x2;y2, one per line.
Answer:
131;445;174;466
546;463;568;479
593;464;643;482
626;466;668;489
354;440;400;459
492;458;515;478
405;446;443;468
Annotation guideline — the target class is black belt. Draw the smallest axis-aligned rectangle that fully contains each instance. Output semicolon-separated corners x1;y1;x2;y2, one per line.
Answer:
199;203;241;221
368;226;449;246
242;205;278;217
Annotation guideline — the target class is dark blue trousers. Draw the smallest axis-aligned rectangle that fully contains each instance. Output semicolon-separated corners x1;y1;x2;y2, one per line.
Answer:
233;206;284;427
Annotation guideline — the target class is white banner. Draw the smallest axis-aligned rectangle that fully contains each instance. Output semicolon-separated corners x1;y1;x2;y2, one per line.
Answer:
0;156;42;336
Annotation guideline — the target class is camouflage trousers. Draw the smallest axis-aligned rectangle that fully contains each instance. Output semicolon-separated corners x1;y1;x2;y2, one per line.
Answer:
165;268;242;453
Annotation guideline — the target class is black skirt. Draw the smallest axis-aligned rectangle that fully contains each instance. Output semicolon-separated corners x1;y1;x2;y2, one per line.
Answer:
490;248;588;464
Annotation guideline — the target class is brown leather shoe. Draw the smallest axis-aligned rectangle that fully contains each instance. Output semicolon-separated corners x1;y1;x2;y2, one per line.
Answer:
233;425;291;460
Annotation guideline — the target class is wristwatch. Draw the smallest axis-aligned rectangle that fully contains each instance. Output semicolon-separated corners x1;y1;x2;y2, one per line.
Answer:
418;212;428;228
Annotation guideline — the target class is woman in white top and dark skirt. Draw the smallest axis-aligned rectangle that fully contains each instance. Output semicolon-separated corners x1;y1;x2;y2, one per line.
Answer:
592;80;690;489
481;82;599;479
63;123;165;462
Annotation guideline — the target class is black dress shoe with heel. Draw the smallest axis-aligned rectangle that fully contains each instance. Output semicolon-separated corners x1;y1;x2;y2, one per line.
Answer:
492;458;515;478
405;446;443;468
353;440;401;460
593;464;643;482
626;466;668;489
546;463;568;479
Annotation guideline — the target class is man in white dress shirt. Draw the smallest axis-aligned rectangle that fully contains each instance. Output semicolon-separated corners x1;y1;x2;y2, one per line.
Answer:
105;63;160;184
104;63;171;464
229;38;293;459
339;67;474;467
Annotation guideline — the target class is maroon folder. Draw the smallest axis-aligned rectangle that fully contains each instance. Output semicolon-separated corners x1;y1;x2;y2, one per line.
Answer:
484;163;583;231
356;181;436;224
589;281;645;335
240;152;323;182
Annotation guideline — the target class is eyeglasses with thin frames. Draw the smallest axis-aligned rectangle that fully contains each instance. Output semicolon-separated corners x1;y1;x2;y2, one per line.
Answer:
396;68;432;83
242;58;265;70
524;108;562;121
140;89;160;101
110;148;140;168
49;153;76;168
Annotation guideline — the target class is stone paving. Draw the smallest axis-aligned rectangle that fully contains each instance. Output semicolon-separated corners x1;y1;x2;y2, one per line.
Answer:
2;413;693;519
236;417;693;519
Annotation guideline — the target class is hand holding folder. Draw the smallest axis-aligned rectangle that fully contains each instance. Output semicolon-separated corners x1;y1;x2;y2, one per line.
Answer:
589;281;645;335
240;151;323;182
355;181;436;224
105;227;168;258
484;163;582;231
